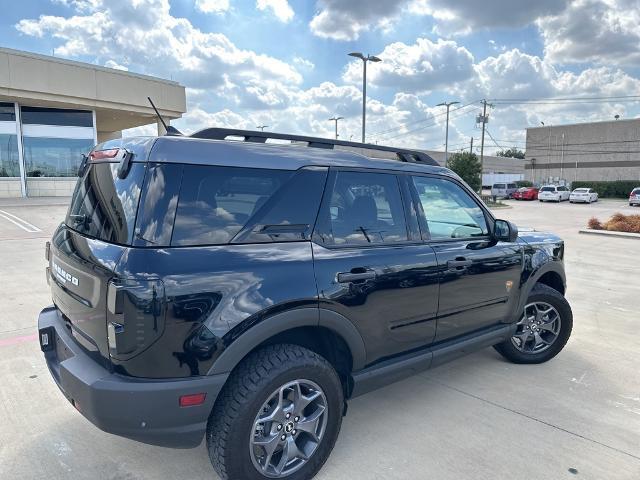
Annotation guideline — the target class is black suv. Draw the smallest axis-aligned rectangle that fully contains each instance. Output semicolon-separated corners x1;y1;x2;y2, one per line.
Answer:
38;129;572;480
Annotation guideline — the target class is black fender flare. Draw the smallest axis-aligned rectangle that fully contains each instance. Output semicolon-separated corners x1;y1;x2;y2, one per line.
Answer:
207;307;367;375
517;261;566;313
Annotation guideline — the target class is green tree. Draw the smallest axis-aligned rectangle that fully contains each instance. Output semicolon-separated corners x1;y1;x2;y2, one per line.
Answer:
496;148;525;159
447;152;482;192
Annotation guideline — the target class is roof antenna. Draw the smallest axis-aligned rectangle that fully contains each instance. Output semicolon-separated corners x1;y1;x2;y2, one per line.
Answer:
147;96;182;136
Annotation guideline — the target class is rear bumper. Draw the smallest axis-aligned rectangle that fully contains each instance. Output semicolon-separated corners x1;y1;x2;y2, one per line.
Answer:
38;306;228;448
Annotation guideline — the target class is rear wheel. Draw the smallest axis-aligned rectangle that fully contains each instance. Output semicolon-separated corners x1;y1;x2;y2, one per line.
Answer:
207;344;344;480
494;284;572;364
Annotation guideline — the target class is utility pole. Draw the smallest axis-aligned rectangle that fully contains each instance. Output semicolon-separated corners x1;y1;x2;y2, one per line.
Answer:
477;100;491;193
328;116;344;140
436;101;459;164
469;137;474;154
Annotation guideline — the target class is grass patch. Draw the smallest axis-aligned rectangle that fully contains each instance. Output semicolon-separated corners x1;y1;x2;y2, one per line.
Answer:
587;213;640;233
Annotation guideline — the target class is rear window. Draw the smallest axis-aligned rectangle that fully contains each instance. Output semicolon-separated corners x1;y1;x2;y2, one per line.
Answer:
493;183;506;189
632;188;640;194
66;162;145;245
540;186;555;192
573;188;588;193
507;183;517;189
170;165;327;246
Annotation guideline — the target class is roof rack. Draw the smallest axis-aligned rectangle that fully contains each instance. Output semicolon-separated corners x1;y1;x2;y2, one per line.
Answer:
189;128;439;166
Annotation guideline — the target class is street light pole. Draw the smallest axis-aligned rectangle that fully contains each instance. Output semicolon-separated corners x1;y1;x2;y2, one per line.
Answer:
256;125;269;132
436;101;459;165
328;116;344;139
348;52;381;143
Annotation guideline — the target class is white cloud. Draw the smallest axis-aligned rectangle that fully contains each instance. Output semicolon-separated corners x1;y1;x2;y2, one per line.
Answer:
104;59;128;71
293;56;315;70
309;0;406;41
195;0;229;14
16;0;302;93
256;0;294;23
343;38;475;94
537;0;640;65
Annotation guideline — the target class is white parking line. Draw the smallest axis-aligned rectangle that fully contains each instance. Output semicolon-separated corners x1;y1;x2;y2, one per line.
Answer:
0;209;41;233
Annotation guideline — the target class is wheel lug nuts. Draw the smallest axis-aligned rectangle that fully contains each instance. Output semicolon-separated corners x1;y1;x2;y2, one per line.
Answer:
286;413;291;419
294;416;300;422
281;434;286;441
277;424;282;430
292;429;297;435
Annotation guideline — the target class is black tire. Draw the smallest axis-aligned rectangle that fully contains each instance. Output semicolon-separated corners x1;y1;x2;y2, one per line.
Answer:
494;284;572;364
207;344;344;480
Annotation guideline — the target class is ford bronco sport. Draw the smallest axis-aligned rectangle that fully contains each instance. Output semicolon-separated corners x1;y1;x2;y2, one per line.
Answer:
38;129;572;480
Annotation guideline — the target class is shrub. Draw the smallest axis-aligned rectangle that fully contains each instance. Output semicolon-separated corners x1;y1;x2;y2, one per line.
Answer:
571;180;639;198
605;213;640;233
515;180;533;188
588;213;640;233
587;217;603;230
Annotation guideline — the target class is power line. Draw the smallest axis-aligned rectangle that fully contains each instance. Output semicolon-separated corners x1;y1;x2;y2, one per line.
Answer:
367;100;480;140
490;94;640;104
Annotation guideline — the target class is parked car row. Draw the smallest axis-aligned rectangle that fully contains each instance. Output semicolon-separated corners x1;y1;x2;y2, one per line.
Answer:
492;183;640;205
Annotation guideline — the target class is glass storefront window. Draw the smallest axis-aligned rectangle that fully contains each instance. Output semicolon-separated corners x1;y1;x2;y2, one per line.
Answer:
0;103;16;122
21;107;93;127
0;134;20;177
23;137;94;177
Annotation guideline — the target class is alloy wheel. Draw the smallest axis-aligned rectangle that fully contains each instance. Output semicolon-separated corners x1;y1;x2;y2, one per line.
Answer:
250;379;328;478
511;301;562;354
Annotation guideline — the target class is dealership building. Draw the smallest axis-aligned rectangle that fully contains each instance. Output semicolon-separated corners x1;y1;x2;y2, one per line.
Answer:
525;118;640;185
0;47;186;198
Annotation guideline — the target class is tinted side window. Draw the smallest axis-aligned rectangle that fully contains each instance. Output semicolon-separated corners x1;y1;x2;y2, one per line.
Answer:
232;167;328;244
172;166;292;246
412;176;488;240
134;163;183;246
316;170;408;246
507;183;517;189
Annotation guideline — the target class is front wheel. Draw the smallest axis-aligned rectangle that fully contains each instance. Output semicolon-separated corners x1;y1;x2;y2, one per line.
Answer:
494;284;572;364
207;344;344;480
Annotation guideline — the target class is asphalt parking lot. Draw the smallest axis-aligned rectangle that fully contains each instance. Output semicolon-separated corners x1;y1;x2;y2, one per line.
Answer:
1;197;639;480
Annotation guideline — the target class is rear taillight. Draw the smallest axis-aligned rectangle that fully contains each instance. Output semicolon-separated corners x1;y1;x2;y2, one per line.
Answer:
179;393;206;407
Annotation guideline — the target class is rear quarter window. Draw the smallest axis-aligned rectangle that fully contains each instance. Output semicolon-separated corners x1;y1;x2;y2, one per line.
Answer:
170;165;327;246
66;162;145;245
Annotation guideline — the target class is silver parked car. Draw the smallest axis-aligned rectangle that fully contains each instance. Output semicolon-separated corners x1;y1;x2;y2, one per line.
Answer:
630;187;640;206
538;185;570;202
491;182;518;199
570;188;598;203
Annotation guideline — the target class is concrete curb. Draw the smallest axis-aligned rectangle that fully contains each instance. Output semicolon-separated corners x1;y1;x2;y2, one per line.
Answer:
579;229;640;239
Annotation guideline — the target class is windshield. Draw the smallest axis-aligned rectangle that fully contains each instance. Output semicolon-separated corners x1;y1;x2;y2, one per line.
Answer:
493;184;506;189
540;186;555;192
66;162;146;245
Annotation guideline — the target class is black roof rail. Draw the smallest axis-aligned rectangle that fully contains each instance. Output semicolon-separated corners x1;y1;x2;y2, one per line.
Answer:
189;128;439;166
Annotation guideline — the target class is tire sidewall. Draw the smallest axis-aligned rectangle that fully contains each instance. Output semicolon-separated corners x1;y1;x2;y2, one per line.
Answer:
497;286;573;364
222;363;343;480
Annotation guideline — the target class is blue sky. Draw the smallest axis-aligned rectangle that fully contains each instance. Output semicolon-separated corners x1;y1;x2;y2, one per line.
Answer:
2;0;640;153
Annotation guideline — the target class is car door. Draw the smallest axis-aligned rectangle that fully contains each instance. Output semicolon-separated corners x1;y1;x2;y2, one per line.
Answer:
409;175;523;342
312;169;440;364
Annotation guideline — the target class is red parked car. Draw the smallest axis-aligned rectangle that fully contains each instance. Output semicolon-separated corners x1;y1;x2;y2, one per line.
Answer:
512;187;539;200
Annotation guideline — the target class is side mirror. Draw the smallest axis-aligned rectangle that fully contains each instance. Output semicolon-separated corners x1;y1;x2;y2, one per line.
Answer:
494;219;518;242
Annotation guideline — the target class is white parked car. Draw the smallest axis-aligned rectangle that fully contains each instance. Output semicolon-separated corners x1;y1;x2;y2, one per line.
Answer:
570;187;598;203
630;187;640;206
538;185;570;202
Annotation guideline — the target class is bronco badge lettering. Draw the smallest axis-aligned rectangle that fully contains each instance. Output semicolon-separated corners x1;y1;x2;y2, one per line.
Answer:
52;261;79;286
